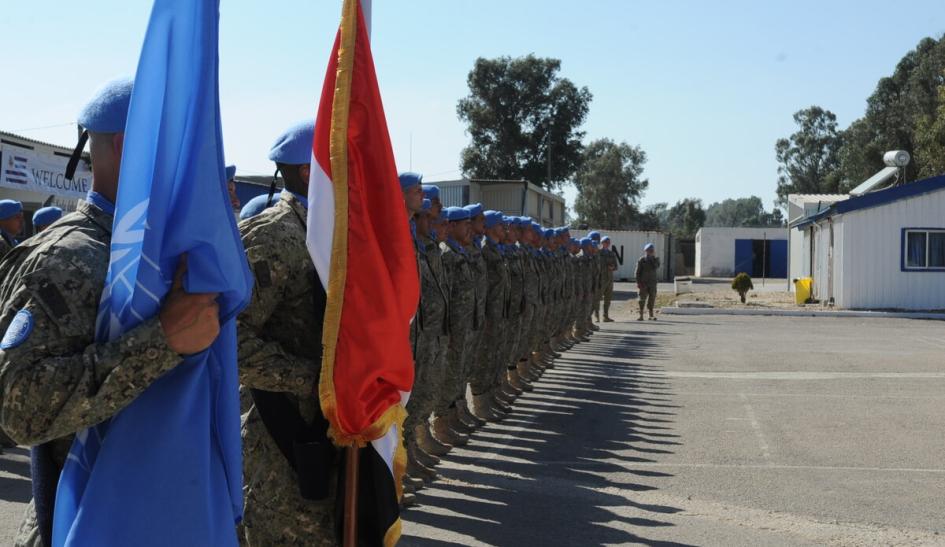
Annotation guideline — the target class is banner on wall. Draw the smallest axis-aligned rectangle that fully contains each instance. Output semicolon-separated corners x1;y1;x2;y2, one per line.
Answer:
0;143;93;202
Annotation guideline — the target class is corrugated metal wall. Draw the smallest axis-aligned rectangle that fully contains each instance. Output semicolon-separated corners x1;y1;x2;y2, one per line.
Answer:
838;191;945;310
480;184;524;215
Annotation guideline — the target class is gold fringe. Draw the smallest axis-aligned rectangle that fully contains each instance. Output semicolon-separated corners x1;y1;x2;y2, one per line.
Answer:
384;518;403;547
317;0;357;447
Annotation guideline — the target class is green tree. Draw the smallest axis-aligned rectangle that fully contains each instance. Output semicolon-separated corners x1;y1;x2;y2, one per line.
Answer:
705;196;785;227
914;69;945;178
664;198;705;238
838;37;945;185
638;202;667;231
774;106;843;204
457;55;592;190
572;139;648;229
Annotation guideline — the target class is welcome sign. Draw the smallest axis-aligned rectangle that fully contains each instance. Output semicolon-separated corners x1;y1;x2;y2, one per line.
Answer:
0;143;92;201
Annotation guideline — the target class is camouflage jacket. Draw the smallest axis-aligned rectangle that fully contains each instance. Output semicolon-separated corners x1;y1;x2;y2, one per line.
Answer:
600;249;618;282
521;245;541;308
417;235;449;336
635;255;661;286
465;242;487;331
0;201;180;547
236;192;334;544
506;245;525;316
481;238;510;322
441;241;475;332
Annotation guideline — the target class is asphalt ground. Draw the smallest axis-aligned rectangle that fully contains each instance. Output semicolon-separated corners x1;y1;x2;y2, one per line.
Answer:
400;312;945;546
0;307;943;546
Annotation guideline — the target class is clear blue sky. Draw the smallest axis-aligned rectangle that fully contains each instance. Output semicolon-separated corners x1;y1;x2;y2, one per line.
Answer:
2;0;943;212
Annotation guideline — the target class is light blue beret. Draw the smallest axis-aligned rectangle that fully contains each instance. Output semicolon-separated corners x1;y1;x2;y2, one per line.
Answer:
240;192;281;220
422;184;440;200
644;243;655;251
570;238;579;246
78;77;134;133
421;198;431;212
0;200;23;220
463;203;483;218
602;236;611;243
581;238;593;247
400;172;423;190
530;222;543;234
543;228;555;239
226;165;236;181
445;207;471;221
483;210;503;228
589;231;601;241
32;206;62;226
268;120;315;165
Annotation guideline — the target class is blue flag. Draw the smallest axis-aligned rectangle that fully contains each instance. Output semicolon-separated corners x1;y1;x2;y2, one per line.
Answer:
52;0;252;545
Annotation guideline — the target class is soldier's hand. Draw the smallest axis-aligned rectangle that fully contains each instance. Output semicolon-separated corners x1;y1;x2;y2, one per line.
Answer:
159;255;221;355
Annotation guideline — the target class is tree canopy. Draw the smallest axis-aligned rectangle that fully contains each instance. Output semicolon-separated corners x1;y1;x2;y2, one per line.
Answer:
572;139;648;229
457;55;592;190
704;196;785;228
774;106;843;204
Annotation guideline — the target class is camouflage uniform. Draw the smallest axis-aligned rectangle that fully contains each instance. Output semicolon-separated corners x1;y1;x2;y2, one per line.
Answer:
600;248;619;319
470;238;509;395
635;254;661;316
437;241;475;412
236;192;334;547
0;234;15;259
465;242;487;388
405;234;449;436
0;201;180;547
503;245;526;373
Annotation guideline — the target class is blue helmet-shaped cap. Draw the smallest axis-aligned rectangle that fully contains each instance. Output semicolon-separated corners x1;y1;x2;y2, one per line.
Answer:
463;203;484;218
78;76;134;133
589;231;601;241
445;206;471;221
268;120;315;165
32;206;63;226
483;210;504;228
0;200;23;220
399;171;423;190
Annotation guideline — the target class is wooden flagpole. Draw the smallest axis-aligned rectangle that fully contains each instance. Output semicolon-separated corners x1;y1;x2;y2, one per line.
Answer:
343;446;360;547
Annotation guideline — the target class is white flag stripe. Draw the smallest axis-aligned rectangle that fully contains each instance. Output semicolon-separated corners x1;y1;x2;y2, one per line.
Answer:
306;153;334;290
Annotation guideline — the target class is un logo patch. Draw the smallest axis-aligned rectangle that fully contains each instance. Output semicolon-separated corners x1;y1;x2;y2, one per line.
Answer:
1;310;34;350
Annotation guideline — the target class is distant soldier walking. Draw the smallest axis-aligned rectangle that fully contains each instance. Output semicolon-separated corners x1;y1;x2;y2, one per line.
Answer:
635;243;660;321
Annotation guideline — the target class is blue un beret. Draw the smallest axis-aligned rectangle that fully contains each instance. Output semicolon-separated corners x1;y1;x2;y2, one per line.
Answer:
240;192;281;220
421;198;432;212
464;203;484;218
78;76;134;133
0;200;23;220
445;207;471;221
226;165;237;181
602;236;611;243
400;172;423;190
268;120;315;165
589;231;601;241
581;238;593;247
644;243;655;251
483;210;504;229
32;206;62;226
422;184;440;200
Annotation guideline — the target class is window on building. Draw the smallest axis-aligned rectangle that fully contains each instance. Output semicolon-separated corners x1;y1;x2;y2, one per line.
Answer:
904;229;945;270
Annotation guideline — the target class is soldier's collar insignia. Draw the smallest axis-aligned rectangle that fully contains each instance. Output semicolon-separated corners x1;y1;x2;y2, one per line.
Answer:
1;309;34;350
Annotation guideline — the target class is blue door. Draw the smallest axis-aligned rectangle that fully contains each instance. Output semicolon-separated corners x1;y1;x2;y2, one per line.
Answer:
769;240;788;278
734;239;753;275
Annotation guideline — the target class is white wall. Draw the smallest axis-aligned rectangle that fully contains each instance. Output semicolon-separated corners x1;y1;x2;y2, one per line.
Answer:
695;227;788;277
573;230;670;281
835;190;945;310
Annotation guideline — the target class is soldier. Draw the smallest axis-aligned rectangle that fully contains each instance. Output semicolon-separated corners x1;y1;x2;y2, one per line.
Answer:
0;77;220;547
236;120;336;546
0;200;24;257
636;243;661;321
240;192;282;221
497;217;527;406
409;201;452;466
458;203;487;431
30;207;63;235
432;207;475;448
469;211;511;421
599;236;619;322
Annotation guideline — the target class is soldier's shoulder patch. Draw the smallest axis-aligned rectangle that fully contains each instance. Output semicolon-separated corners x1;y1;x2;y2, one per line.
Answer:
1;310;34;350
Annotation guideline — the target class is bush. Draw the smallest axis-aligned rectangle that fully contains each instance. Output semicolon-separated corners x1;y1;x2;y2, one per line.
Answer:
732;273;754;304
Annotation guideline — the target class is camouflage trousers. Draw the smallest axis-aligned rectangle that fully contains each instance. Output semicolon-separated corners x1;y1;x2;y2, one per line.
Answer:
437;327;471;413
469;316;505;395
240;407;337;547
511;303;536;365
405;332;448;438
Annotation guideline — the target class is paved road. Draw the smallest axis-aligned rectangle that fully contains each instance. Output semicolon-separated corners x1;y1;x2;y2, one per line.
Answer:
0;313;943;546
401;315;945;546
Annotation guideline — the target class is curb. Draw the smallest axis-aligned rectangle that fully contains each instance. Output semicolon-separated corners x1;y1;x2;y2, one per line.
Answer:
660;307;945;321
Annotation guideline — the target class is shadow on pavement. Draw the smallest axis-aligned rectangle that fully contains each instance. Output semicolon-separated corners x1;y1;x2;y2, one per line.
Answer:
402;326;692;547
